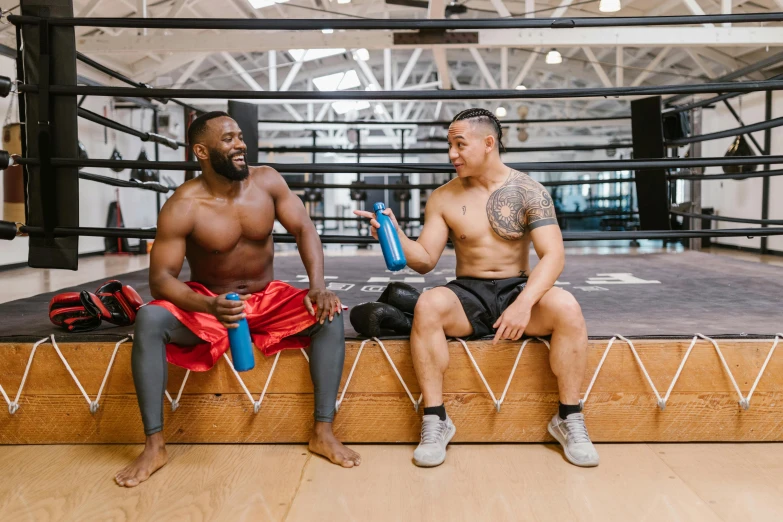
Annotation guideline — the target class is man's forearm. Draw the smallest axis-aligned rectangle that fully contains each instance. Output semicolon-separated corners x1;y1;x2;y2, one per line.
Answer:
516;253;564;308
296;227;326;289
396;228;436;273
150;274;214;313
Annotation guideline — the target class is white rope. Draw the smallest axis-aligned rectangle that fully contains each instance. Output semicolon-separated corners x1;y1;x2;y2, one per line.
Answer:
164;369;191;412
335;338;369;412
1;336;48;414
616;334;667;409
744;334;782;409
497;338;535;411
90;336;131;413
694;333;749;409
224;351;281;414
458;337;549;412
335;337;420;412
580;336;616;408
50;335;95;410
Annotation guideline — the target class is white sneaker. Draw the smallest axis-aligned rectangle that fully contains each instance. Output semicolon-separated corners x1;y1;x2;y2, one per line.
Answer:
413;414;456;467
547;413;599;467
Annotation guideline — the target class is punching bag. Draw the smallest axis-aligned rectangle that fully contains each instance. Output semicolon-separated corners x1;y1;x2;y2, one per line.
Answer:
2;123;25;224
722;135;758;175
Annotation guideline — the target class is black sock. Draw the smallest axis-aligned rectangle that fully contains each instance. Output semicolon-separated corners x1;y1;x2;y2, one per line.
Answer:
424;404;447;421
559;402;582;420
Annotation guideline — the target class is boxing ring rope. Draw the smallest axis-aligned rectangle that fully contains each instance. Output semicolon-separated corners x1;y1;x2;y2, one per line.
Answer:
335;337;420;413
0;334;780;416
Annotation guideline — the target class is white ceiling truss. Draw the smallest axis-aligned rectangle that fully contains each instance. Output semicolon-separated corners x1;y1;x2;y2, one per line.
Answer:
2;0;781;148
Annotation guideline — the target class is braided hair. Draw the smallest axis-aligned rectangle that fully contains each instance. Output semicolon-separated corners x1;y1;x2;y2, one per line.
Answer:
451;108;505;152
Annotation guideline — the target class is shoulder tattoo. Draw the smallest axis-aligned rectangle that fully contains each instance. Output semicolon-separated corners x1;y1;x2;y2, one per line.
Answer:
486;170;557;240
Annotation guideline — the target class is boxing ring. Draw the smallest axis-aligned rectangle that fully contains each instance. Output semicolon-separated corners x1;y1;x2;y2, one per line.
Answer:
1;6;783;445
1;251;781;443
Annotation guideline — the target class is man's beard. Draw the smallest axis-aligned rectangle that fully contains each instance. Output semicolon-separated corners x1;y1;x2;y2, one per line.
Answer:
209;149;249;181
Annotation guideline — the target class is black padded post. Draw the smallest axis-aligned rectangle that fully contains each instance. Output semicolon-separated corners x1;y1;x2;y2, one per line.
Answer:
631;97;670;231
228;101;258;165
18;0;79;269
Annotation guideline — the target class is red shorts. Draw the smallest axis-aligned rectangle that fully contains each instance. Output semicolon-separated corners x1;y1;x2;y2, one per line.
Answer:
149;281;318;371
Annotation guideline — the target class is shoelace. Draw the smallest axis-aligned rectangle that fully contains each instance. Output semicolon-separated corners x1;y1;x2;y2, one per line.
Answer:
421;418;445;445
563;415;590;444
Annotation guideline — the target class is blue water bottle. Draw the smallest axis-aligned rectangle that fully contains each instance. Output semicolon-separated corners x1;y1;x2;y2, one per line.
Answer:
374;202;407;271
226;293;255;372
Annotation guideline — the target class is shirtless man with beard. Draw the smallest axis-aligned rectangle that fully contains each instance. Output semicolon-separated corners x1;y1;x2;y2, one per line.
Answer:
115;112;360;487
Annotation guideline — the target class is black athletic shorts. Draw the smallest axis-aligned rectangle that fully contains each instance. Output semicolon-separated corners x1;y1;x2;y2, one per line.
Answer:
441;276;528;339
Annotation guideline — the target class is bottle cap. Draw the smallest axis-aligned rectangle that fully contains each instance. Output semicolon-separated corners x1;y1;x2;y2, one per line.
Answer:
373;202;386;212
226;292;240;301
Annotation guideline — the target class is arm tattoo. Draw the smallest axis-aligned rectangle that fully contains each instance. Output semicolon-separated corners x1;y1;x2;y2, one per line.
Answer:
486;170;557;240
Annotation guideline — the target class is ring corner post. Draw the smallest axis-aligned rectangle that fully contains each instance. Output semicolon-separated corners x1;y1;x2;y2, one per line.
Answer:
631;96;670;234
19;0;79;270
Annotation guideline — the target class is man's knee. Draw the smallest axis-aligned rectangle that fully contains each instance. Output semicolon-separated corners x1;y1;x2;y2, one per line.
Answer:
133;305;172;343
547;290;585;326
412;289;453;327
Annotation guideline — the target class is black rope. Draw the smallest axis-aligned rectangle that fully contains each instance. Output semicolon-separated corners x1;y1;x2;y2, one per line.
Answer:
258;116;631;127
78;107;185;149
668;168;783;181
18;155;783;173
18;79;783;101
78;172;173;193
12;225;783;242
261;143;634;154
667;116;783;147
670;210;783;227
9;12;783;29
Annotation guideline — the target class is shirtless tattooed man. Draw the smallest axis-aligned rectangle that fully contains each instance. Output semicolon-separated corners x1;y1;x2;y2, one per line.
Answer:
356;108;599;468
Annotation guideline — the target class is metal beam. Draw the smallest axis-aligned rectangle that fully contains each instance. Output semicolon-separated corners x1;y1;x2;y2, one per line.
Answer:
616;47;623;87
511;48;539;89
500;47;509;89
172;55;205;88
680;0;715;27
582;47;613;88
489;0;512;17
76;27;783;54
685;48;715;79
631;47;672;87
469;48;498;89
395;48;423;89
552;0;574;18
269;51;277;91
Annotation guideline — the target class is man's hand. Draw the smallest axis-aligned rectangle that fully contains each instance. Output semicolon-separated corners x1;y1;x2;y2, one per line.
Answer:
492;301;532;344
353;208;401;241
208;293;251;329
304;287;342;324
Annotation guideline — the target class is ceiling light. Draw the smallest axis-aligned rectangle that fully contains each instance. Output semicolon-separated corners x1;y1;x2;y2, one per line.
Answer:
495;106;507;118
515;85;527;90
352;48;370;61
332;101;370;115
313;70;361;91
599;0;621;13
322;28;334;34
337;0;351;3
545;49;562;65
247;0;288;9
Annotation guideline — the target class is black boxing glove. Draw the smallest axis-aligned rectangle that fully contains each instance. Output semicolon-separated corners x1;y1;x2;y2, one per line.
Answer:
377;282;420;315
49;292;102;332
350;301;413;338
80;280;144;327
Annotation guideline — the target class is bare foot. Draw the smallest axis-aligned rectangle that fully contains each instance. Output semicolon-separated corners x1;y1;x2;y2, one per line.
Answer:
115;434;168;487
308;422;361;468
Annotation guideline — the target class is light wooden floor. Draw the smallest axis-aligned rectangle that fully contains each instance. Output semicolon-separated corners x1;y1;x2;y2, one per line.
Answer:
1;443;781;521
2;246;782;521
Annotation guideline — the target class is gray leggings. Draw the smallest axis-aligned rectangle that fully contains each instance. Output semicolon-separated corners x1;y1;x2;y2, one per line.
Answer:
131;305;345;436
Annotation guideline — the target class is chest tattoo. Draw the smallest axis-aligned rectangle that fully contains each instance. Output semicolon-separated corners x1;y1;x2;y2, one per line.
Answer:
486;170;555;240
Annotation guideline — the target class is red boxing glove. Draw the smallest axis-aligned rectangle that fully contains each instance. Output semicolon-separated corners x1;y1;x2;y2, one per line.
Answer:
49;292;102;332
80;280;144;327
